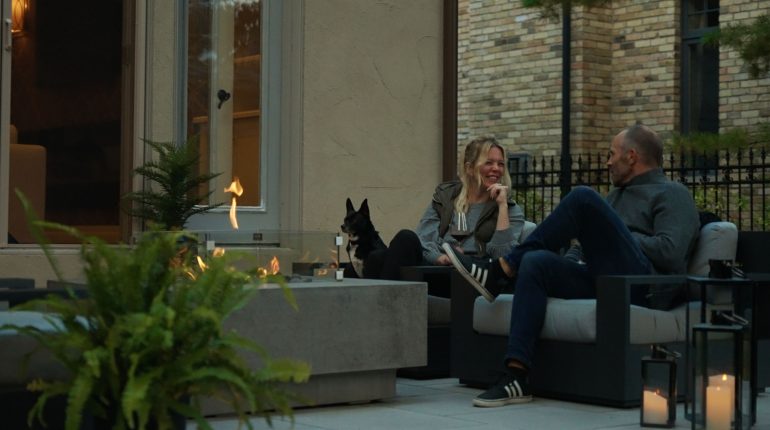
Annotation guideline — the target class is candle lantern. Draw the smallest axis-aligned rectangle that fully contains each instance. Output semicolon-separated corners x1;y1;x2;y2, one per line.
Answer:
691;319;752;430
641;345;678;428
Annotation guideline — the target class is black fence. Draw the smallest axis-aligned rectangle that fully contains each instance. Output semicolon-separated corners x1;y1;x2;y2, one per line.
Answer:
508;148;770;231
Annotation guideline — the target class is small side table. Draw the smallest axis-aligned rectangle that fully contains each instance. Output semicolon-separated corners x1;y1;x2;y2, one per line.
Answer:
684;274;770;425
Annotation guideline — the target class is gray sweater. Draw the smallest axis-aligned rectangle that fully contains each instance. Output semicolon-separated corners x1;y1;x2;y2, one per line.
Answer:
606;168;700;274
416;201;525;264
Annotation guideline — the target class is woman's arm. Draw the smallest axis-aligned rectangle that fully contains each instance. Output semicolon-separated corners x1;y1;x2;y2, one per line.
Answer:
415;204;444;264
485;203;526;259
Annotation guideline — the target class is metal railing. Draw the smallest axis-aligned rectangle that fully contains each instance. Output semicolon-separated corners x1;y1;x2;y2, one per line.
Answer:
509;148;770;231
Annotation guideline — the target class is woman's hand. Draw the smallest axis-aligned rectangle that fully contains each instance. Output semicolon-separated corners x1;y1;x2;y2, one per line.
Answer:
487;183;509;205
436;245;464;266
435;254;452;265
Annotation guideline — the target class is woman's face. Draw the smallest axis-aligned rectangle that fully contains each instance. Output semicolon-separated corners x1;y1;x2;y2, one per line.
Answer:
477;146;505;189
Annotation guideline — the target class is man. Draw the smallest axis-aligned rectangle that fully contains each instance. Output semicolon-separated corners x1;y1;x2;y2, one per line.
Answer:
442;124;700;407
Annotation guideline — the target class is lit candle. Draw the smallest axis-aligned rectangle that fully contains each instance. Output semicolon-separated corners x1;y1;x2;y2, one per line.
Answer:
642;390;668;425
709;374;735;420
706;385;731;429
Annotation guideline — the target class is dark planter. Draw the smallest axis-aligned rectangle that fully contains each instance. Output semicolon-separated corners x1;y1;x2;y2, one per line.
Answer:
736;230;770;390
81;404;187;430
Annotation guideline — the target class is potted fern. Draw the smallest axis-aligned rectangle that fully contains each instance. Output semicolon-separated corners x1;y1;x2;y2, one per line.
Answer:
4;194;310;430
124;138;223;231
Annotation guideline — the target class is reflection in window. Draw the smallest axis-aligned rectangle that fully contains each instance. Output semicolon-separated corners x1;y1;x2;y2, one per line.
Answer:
8;0;125;244
186;0;262;207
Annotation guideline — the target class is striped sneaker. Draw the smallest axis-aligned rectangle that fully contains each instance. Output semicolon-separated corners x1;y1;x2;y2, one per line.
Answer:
441;242;500;302
473;371;532;407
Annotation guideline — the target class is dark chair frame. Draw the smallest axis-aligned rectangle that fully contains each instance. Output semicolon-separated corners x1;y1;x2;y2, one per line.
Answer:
397;265;452;379
450;271;689;407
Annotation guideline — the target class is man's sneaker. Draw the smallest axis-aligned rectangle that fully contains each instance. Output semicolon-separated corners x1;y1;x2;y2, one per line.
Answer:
441;242;500;302
473;371;532;407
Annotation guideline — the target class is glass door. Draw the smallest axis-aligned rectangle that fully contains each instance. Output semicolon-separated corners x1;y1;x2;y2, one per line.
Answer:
1;0;131;245
185;0;277;233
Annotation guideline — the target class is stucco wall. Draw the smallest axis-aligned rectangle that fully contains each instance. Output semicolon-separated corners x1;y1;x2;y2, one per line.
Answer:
301;0;444;243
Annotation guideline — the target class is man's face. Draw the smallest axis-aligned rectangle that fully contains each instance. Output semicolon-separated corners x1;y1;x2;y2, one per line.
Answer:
606;133;634;186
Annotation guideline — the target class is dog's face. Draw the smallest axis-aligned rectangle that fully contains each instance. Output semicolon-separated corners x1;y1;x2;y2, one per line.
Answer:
341;198;371;237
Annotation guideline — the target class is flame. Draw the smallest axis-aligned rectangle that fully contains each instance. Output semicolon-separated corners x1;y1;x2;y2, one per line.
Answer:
225;177;243;230
316;268;328;276
228;197;239;229
257;256;281;279
184;269;197;280
197;255;208;271
224;177;244;196
722;374;728;382
329;248;339;268
212;247;226;258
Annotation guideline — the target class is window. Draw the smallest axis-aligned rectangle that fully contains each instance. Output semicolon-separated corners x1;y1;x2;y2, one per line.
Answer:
682;0;719;135
186;0;262;208
2;0;131;245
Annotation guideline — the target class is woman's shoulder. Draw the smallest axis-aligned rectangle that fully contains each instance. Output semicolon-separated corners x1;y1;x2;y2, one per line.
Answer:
434;180;461;192
432;180;462;202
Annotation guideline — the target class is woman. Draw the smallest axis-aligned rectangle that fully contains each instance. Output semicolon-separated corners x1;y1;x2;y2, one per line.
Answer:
367;136;525;279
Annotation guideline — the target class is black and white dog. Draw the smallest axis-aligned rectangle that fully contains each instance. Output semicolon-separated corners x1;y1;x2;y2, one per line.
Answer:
341;198;387;278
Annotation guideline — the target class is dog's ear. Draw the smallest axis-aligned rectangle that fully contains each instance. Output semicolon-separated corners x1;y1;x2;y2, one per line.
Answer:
346;198;355;213
359;199;370;217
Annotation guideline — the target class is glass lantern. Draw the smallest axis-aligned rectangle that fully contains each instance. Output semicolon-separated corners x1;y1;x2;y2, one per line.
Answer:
691;322;752;430
641;345;678;428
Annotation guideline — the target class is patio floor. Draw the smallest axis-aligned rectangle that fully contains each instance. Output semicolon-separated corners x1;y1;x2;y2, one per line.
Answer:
200;377;770;430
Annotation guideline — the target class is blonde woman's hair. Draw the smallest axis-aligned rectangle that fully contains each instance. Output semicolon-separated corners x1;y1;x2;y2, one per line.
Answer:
454;136;512;214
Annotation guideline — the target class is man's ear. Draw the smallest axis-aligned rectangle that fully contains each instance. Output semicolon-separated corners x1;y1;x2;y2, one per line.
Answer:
626;148;639;165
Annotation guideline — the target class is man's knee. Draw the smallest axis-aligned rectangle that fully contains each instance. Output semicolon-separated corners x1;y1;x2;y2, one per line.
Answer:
568;185;601;201
519;250;557;276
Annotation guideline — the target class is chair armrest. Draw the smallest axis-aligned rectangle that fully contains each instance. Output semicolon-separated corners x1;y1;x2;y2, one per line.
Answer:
595;275;687;347
400;266;452;297
0;287;88;309
449;271;479;336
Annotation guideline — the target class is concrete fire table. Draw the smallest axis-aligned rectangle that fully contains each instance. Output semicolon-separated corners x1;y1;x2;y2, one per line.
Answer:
203;278;427;415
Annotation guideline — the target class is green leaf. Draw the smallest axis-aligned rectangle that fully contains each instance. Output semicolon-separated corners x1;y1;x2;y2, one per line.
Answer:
64;372;95;430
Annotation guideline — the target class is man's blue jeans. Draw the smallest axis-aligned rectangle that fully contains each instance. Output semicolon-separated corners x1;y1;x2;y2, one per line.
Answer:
503;186;651;368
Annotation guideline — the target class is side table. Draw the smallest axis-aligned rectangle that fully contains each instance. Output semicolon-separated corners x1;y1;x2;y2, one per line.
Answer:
684;274;770;425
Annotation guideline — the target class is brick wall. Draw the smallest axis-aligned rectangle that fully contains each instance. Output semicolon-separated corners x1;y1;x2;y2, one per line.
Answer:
571;4;613;153
610;0;679;139
458;0;770;158
719;0;770;133
458;0;563;158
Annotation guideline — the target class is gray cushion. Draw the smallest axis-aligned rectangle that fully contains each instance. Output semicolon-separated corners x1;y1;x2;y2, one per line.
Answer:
471;221;739;344
473;295;699;344
687;221;738;276
0;311;69;386
687;221;739;304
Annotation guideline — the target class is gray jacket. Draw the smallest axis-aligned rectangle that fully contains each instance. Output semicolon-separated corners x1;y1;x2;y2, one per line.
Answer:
606;168;700;275
416;181;525;264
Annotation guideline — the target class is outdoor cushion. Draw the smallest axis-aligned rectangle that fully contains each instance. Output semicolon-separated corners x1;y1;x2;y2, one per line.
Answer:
471;221;738;344
0;311;69;386
687;221;738;276
472;295;699;344
686;221;738;304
